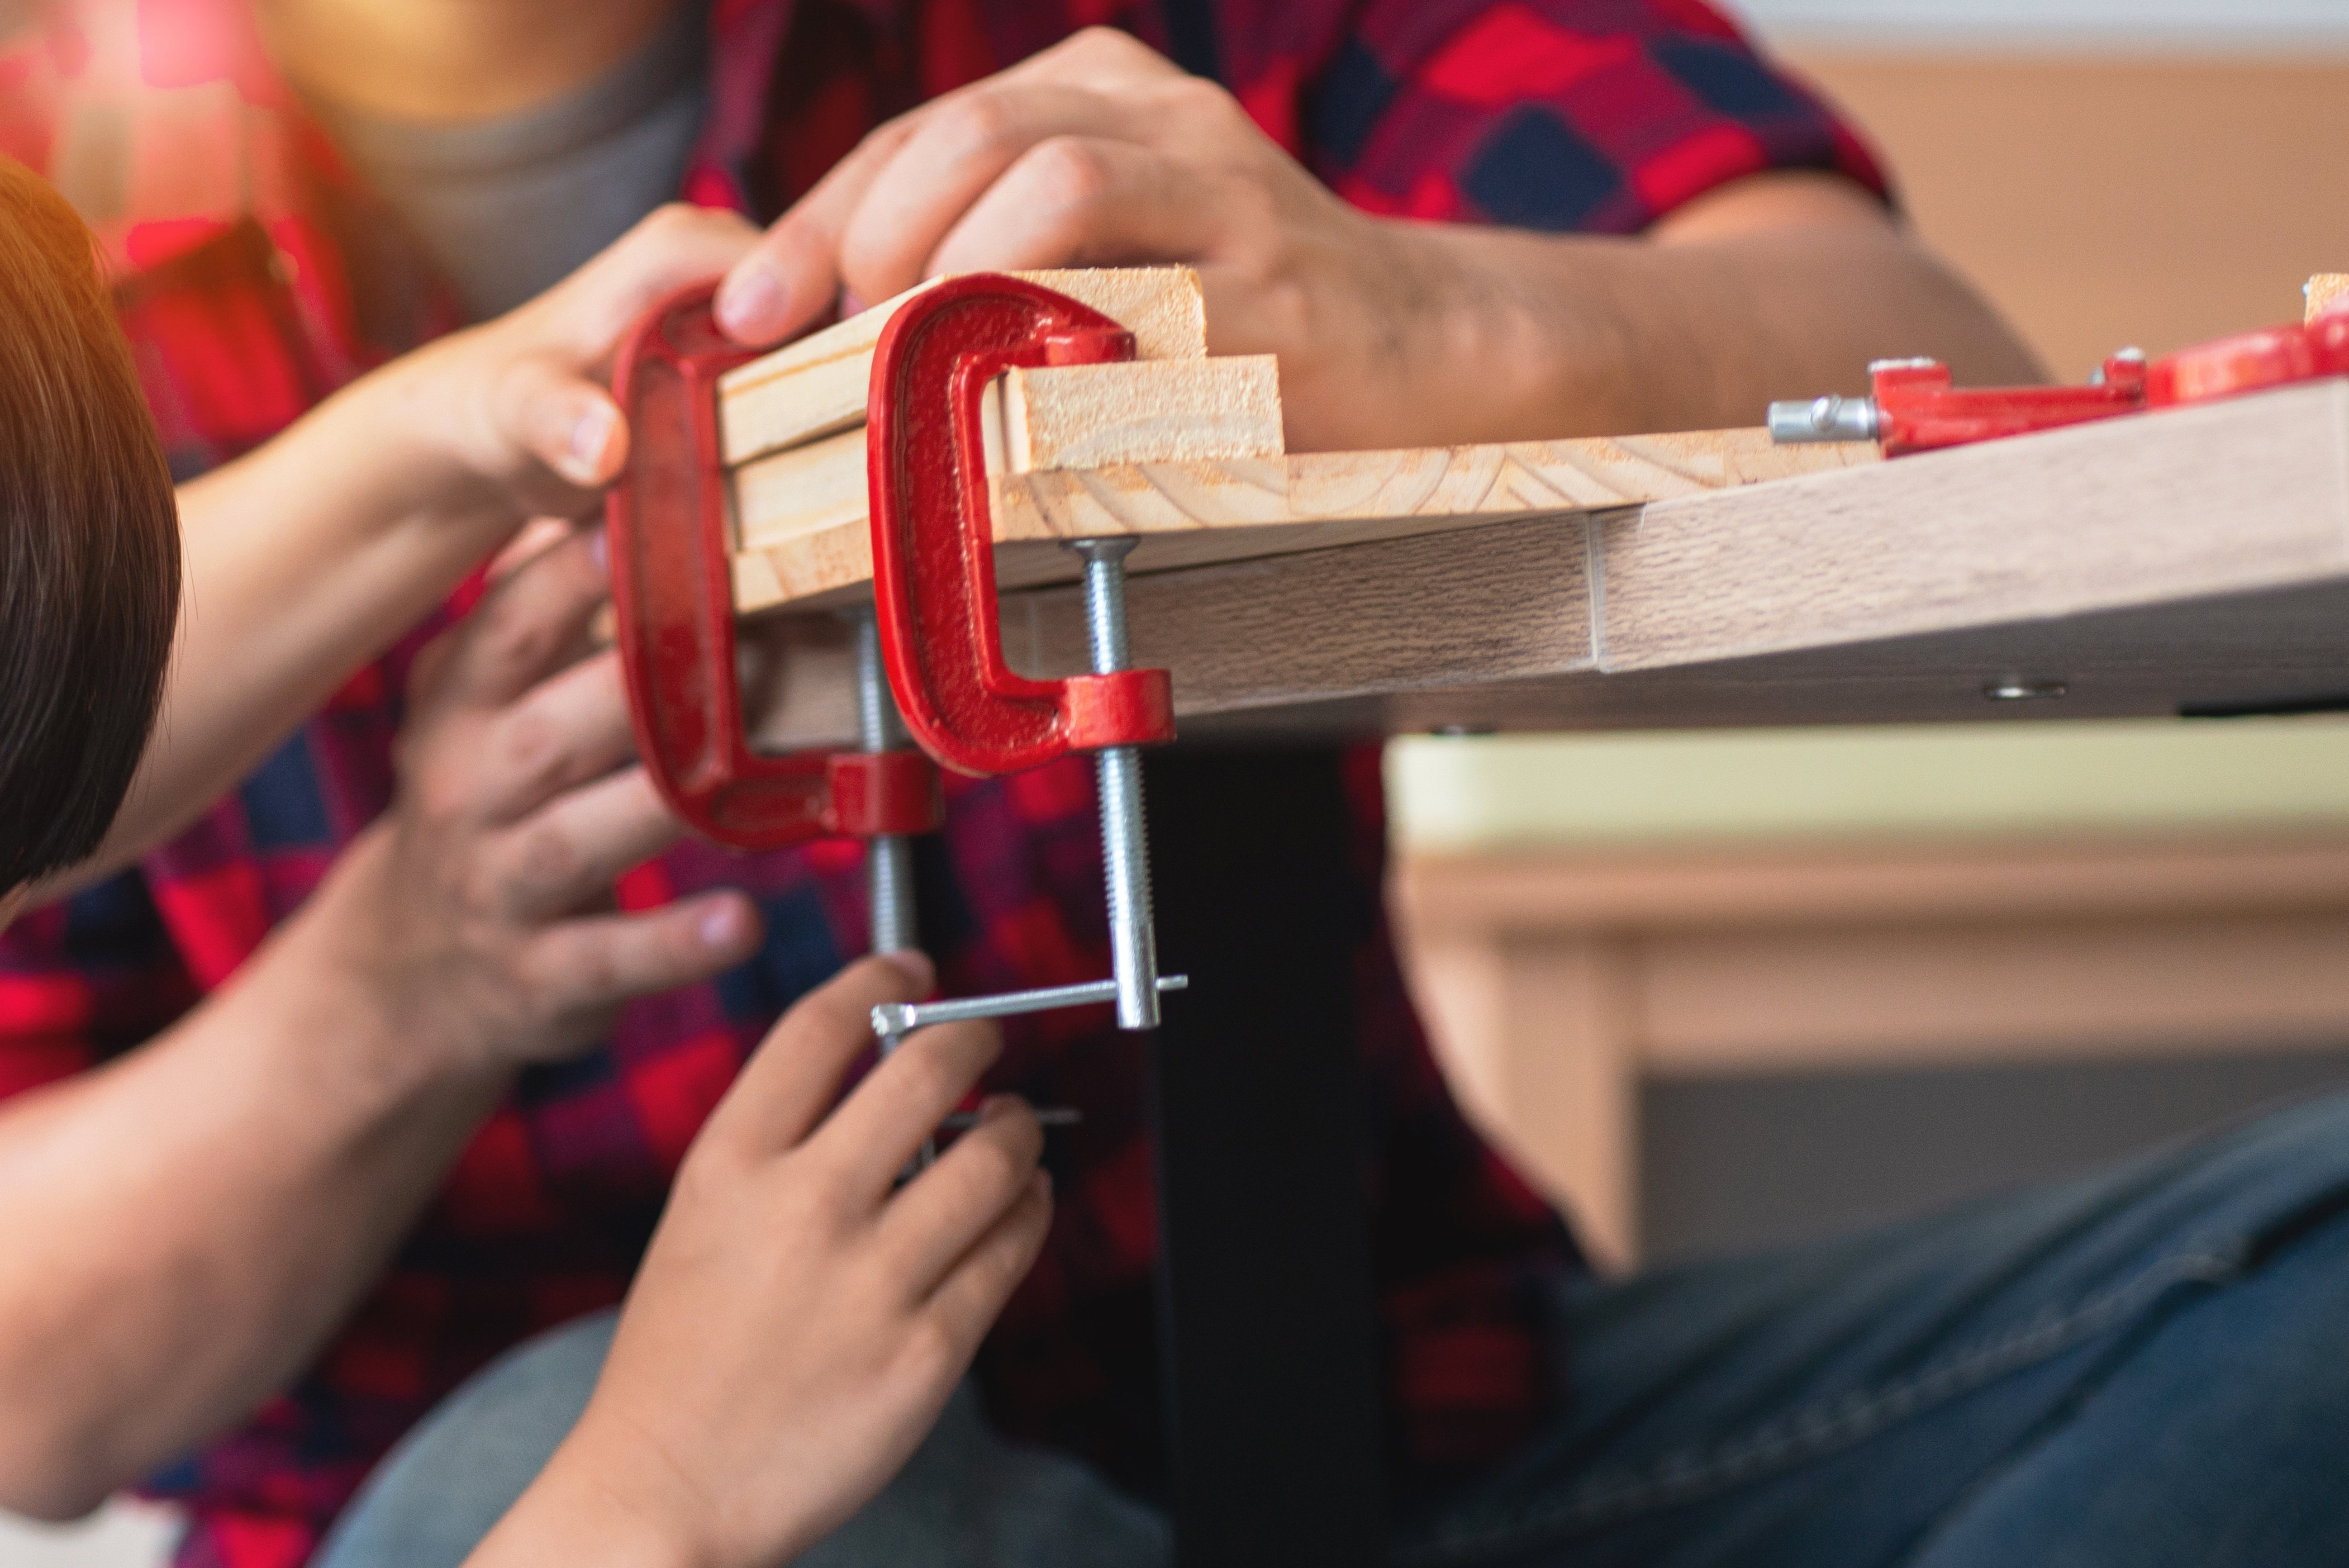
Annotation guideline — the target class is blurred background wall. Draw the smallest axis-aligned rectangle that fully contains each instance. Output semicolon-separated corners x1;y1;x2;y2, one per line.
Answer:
1387;0;2349;1268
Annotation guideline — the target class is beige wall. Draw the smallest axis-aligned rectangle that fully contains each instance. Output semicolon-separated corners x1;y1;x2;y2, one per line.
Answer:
1791;53;2349;381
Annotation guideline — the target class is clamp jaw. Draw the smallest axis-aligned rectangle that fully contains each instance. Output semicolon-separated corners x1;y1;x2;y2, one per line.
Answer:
1772;305;2349;457
607;286;943;853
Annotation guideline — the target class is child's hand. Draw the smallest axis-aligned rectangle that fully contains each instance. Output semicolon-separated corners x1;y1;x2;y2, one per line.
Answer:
469;953;1053;1568
382;202;760;529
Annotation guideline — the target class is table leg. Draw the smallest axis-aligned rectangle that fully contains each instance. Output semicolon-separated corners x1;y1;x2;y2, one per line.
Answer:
1145;747;1387;1568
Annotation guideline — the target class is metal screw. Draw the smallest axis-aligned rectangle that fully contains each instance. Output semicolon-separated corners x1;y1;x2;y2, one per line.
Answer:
1069;538;1162;1031
854;610;933;1170
1767;393;1880;444
853;612;917;961
1984;677;2068;702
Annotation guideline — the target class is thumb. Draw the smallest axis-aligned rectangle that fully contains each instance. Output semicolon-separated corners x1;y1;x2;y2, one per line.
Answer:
496;354;630;491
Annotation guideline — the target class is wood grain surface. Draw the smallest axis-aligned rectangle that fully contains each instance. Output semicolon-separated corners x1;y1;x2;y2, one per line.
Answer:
736;379;2349;750
732;427;1875;613
730;355;1285;562
2311;274;2348;322
715;265;1204;466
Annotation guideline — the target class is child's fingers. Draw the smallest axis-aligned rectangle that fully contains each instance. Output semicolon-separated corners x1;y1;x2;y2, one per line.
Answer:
812;1018;1003;1201
703;954;935;1156
917;1175;1053;1370
494;354;625;491
407;534;611;720
876;1096;1045;1296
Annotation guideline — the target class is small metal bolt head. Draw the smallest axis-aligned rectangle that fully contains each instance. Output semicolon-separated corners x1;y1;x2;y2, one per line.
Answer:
1984;677;2068;702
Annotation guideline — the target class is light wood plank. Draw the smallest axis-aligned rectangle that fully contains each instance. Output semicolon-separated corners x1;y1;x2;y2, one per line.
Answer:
715;265;1206;466
1000;356;1281;471
1600;383;2349;673
736;379;2349;750
1399;839;2349;936
730;354;1285;568
731;429;1877;614
2310;273;2348;322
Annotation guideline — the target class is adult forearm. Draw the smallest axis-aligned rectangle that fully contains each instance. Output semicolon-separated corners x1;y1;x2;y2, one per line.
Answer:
0;857;505;1518
1401;173;2043;446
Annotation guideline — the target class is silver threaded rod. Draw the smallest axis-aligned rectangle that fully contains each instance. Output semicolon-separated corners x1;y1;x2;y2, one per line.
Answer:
857;609;931;1173
854;612;918;961
1070;538;1161;1030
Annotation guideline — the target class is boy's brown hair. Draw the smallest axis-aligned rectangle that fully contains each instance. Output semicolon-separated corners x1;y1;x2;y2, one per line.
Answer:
0;158;180;894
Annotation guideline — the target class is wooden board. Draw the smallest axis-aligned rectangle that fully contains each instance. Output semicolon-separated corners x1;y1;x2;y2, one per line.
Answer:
730;354;1285;559
715;265;1205;466
738;379;2349;753
2310;274;2348;322
730;428;1877;614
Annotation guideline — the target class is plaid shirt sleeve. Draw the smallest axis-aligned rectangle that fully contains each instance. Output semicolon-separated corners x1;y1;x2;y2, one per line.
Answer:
1210;0;1887;230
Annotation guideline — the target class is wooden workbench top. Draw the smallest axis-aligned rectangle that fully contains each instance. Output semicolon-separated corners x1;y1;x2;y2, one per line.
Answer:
733;377;2349;751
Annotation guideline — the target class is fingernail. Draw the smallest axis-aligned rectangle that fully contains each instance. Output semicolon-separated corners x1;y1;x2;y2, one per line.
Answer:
586;526;609;579
568;403;615;478
699;902;748;949
876;949;935;992
717;267;784;339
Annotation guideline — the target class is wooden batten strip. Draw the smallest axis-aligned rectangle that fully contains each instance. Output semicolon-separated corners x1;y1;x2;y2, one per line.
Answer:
715;265;1208;467
728;429;1876;615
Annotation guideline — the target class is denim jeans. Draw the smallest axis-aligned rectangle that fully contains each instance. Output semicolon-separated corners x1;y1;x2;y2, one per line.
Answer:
317;1088;2349;1568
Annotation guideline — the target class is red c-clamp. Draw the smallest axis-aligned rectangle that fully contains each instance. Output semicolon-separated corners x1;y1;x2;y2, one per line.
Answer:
862;274;1182;1034
606;284;943;850
1771;303;2349;457
865;274;1176;774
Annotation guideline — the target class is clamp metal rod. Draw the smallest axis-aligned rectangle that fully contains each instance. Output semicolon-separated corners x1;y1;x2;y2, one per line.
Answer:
1070;538;1163;1030
1767;392;1880;444
873;975;1190;1038
855;609;931;1170
853;611;918;960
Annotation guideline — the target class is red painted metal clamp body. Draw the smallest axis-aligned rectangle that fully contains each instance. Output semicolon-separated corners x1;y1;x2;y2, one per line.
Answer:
865;274;1176;777
1861;304;2349;457
1868;353;2146;455
606;284;942;850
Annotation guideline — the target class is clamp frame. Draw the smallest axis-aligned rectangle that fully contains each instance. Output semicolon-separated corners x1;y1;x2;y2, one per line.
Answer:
606;285;943;852
863;273;1181;1033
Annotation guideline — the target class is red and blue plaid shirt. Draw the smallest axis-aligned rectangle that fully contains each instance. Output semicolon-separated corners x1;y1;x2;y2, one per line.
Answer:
0;2;1884;1563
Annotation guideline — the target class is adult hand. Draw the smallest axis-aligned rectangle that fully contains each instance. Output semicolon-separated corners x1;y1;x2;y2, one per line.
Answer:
479;954;1052;1568
710;27;1456;453
382;202;762;526
298;529;762;1080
